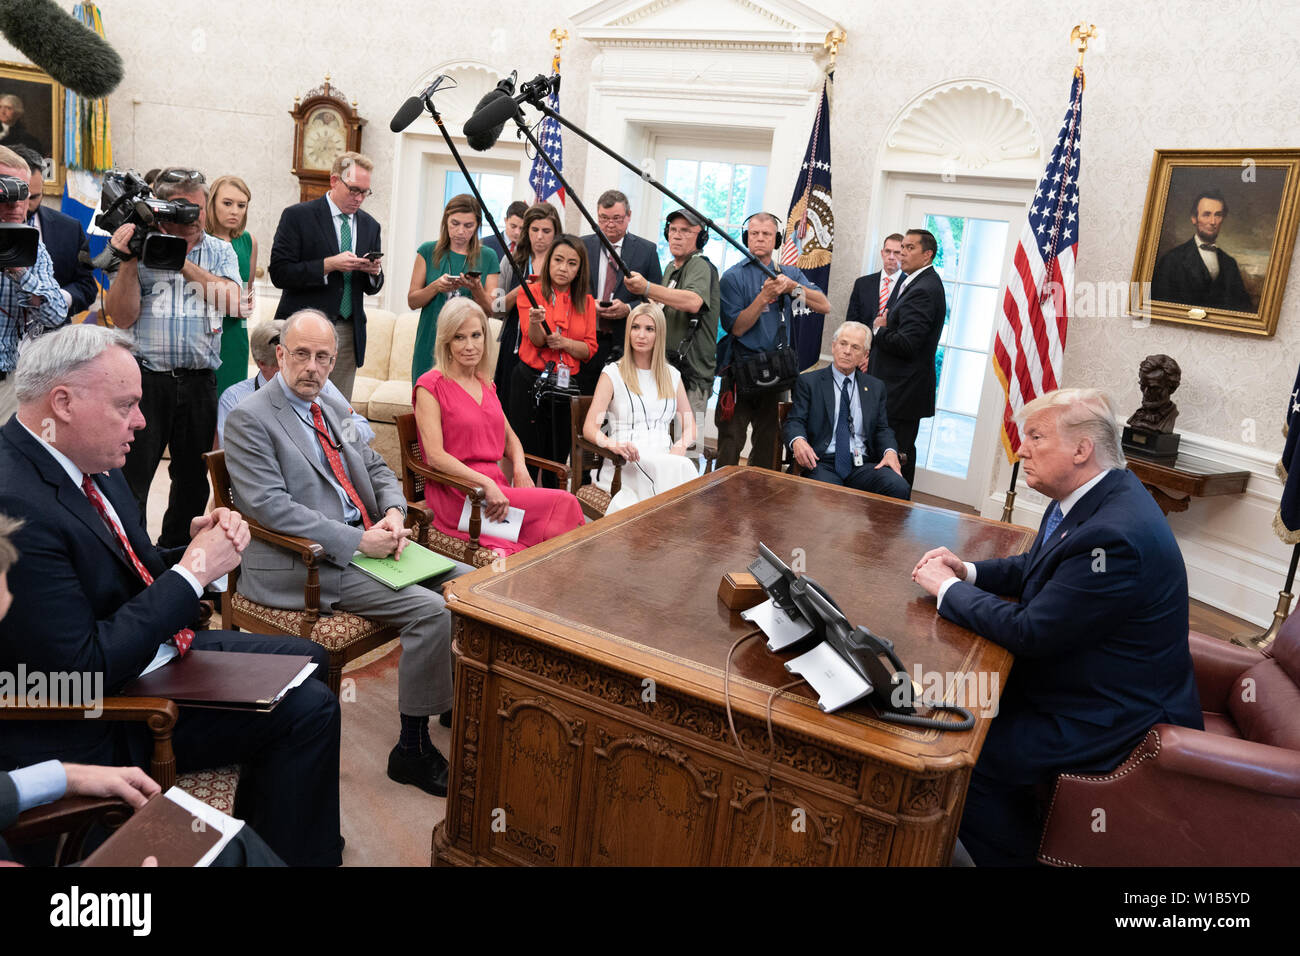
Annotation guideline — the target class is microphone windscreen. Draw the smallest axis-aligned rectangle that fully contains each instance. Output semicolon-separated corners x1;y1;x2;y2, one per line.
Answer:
464;89;515;151
0;0;124;99
389;96;425;133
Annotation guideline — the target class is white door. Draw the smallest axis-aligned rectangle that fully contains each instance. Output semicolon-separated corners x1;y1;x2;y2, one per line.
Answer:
895;188;1029;505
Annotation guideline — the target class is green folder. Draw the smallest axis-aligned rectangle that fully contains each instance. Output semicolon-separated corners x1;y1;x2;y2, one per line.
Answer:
350;542;459;590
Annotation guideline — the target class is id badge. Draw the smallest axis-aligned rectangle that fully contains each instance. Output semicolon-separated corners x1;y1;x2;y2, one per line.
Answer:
853;452;864;468
557;364;571;389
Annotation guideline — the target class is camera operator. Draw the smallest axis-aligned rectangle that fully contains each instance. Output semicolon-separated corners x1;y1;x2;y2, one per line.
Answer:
0;145;67;422
102;167;243;548
624;209;719;463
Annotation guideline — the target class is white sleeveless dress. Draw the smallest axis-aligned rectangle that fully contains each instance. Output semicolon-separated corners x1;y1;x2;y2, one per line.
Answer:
594;364;699;513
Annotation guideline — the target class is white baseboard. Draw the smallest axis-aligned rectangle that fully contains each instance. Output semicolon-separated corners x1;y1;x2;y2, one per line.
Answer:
980;430;1295;628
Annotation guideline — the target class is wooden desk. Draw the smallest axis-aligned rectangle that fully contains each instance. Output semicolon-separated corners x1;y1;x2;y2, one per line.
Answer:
432;467;1034;866
1125;453;1250;515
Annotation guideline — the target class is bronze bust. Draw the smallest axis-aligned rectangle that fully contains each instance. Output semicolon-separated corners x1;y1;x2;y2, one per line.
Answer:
1127;354;1181;434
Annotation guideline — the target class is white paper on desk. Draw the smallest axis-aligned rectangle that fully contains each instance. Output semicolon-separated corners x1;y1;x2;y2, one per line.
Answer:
785;642;874;713
741;598;814;651
163;785;245;867
457;498;524;543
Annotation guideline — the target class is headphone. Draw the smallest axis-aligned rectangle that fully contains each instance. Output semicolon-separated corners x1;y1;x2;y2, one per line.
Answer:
663;211;709;250
741;212;784;249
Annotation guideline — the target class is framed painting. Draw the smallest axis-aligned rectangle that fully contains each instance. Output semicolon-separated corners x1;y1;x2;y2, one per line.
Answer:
0;60;64;196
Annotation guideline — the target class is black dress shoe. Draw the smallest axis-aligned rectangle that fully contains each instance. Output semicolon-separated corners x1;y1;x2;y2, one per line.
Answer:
438;709;452;728
387;744;449;797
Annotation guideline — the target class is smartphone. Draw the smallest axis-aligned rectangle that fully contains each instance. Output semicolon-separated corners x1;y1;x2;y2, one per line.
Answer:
463;270;481;280
363;251;383;261
599;299;613;308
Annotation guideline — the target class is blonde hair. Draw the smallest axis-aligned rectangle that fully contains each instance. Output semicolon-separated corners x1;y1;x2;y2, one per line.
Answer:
433;298;497;381
618;302;674;399
206;175;251;239
332;151;374;178
1018;387;1126;470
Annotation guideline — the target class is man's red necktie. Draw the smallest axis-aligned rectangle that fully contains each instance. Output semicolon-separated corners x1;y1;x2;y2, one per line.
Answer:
311;402;373;529
81;475;194;655
878;274;893;316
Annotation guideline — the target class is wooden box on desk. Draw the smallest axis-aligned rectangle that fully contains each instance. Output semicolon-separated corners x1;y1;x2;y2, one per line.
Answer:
433;467;1033;867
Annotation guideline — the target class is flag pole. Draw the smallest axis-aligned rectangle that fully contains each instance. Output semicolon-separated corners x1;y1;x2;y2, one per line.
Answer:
998;24;1094;523
1237;544;1299;651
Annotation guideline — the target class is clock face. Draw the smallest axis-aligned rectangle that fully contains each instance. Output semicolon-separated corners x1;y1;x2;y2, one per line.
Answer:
303;107;347;171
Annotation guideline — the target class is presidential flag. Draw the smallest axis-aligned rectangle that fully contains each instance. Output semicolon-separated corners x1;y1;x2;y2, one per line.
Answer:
529;53;565;208
779;73;833;369
992;70;1084;460
1275;363;1300;543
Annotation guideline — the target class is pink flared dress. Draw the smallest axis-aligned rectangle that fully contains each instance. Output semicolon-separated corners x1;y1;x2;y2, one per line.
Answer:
414;370;584;555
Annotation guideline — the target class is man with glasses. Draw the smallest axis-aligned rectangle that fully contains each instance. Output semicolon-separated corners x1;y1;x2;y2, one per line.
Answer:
103;165;243;548
577;189;662;394
269;152;384;401
224;309;470;798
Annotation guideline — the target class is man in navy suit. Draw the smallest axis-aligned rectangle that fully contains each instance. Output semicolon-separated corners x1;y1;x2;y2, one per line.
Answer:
868;228;946;487
0;324;343;866
913;388;1201;865
12;146;97;317
482;199;526;263
269;152;383;400
577;189;663;394
782;321;909;499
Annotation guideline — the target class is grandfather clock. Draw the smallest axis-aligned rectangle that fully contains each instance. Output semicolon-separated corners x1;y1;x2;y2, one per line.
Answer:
289;76;366;202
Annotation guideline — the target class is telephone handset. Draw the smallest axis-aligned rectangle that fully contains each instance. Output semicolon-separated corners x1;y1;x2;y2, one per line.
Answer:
795;581;974;731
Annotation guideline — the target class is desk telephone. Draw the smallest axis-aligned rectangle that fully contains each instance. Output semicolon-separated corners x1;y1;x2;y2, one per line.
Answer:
747;543;974;731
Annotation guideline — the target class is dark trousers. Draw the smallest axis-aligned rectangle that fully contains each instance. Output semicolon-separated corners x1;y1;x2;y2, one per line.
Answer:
806;460;911;500
122;367;218;549
715;384;784;469
576;328;620;396
171;630;342;867
508;363;571;489
957;768;1045;867
890;417;922;487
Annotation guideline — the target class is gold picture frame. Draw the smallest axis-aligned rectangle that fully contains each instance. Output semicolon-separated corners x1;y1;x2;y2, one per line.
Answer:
1130;148;1300;336
0;60;65;196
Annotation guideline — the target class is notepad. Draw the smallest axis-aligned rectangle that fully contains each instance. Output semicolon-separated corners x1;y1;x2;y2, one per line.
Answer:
83;786;244;868
350;541;458;590
457;498;525;544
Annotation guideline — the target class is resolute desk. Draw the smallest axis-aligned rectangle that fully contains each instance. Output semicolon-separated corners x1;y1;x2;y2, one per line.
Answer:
433;467;1033;866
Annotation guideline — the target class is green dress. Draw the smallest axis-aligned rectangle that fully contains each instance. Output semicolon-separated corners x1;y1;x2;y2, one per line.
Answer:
216;231;253;395
410;243;500;383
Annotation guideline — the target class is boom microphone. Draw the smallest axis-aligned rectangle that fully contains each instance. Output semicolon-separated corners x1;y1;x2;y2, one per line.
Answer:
389;74;456;133
463;72;519;152
0;0;124;99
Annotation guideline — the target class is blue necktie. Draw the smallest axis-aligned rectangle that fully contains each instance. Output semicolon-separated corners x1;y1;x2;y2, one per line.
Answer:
835;377;853;478
1042;501;1063;543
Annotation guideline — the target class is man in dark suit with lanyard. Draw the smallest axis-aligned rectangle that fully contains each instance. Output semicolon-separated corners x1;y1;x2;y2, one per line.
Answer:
13;145;97;317
913;387;1201;865
868;228;946;487
269;152;384;400
578;189;662;394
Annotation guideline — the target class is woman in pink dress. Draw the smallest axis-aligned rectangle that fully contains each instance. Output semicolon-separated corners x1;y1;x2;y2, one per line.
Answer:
413;297;584;555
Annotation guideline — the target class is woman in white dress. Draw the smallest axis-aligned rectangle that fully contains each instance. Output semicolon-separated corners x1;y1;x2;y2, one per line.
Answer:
582;302;699;513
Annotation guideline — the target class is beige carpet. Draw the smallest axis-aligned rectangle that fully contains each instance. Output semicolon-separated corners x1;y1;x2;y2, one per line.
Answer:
146;457;446;867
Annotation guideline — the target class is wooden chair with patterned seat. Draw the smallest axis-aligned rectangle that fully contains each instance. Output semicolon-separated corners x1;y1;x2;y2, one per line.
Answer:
204;450;399;697
568;394;626;521
394;412;570;566
0;696;242;862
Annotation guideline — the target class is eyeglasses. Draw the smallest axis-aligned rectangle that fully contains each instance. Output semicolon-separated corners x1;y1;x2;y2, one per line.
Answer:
287;348;336;367
598;213;628;224
155;168;205;185
335;180;372;198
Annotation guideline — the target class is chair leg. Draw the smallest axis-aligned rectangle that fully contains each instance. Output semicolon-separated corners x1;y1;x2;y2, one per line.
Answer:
327;654;344;697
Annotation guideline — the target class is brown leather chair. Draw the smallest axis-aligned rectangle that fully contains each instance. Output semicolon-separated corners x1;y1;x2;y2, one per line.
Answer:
394;412;569;564
569;394;625;520
1036;621;1300;866
204;450;398;696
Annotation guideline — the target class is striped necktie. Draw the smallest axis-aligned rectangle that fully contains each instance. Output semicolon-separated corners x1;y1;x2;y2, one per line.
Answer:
877;274;893;315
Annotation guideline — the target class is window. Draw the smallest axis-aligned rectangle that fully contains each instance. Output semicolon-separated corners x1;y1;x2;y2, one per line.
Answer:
443;170;516;238
654;159;768;271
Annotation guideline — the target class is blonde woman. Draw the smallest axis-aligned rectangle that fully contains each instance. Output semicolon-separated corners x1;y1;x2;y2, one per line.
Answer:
206;174;257;396
413;298;583;555
582;302;698;512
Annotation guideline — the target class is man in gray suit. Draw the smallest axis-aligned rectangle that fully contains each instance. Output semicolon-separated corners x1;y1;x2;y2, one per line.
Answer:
224;309;469;797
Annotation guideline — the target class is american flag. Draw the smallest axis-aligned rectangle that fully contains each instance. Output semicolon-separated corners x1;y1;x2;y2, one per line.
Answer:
992;71;1084;460
529;53;565;208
